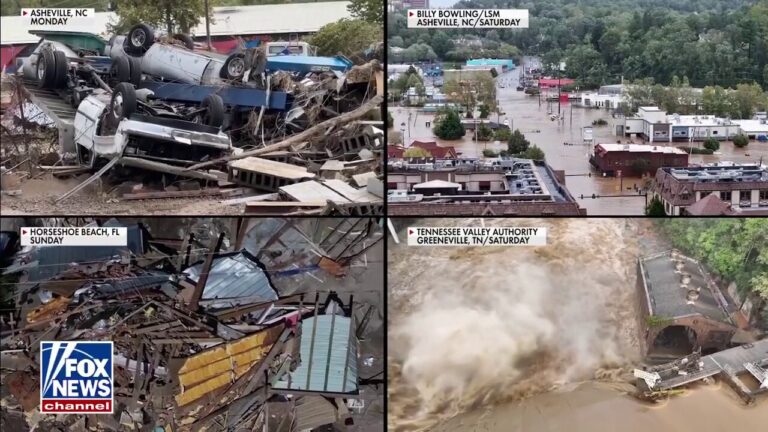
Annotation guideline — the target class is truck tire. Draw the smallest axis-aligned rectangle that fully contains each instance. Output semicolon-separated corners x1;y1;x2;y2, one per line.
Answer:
128;56;142;86
126;23;154;55
36;49;56;89
111;82;137;121
220;53;245;80
110;55;131;84
202;94;225;127
52;50;69;89
172;33;195;50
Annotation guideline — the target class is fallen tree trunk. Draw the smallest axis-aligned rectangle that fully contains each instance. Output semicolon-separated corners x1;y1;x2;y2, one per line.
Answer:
186;95;383;171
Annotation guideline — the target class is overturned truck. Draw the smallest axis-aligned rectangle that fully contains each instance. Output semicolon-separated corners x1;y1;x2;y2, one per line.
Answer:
9;24;384;214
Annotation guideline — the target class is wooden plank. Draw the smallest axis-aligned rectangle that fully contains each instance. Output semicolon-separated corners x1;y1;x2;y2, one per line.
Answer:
220;192;279;205
122;188;223;200
119;156;218;181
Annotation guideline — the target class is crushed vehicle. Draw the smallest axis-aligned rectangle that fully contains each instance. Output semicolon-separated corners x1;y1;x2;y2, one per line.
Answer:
4;23;384;214
73;83;234;170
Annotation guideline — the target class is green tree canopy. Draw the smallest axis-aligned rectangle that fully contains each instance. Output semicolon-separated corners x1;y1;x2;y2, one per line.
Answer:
347;0;383;24
433;109;466;140
507;129;531;155
110;0;210;34
309;19;382;64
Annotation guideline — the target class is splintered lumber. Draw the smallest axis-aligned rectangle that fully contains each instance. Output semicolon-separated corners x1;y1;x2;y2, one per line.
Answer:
186;94;384;171
56;156;120;203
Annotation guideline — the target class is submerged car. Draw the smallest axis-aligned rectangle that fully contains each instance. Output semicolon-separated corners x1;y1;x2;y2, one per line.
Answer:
74;83;233;169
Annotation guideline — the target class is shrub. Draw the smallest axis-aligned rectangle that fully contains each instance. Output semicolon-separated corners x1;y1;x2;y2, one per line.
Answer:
521;145;545;160
733;134;749;148
646;196;666;216
678;146;714;155
703;137;719;151
475;124;494;141
592;118;608;126
494;128;512;141
482;149;499;158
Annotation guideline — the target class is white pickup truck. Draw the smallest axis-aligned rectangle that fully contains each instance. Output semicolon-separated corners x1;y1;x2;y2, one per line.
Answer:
73;83;233;170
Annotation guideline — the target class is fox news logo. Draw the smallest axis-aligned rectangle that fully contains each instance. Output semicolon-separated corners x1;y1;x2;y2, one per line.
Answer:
40;341;113;414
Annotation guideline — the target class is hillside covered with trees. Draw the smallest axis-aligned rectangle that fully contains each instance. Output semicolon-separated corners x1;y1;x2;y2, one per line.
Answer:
389;0;768;90
656;219;768;326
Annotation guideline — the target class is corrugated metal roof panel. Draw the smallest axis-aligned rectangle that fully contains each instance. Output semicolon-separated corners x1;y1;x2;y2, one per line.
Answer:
274;315;358;394
293;396;337;431
184;253;277;308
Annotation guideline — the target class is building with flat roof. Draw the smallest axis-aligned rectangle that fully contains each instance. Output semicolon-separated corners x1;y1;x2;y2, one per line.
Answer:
732;119;768;140
387;158;585;215
651;163;768;215
637;250;741;359
465;58;515;71
443;68;495;82
621;107;743;142
590;143;689;177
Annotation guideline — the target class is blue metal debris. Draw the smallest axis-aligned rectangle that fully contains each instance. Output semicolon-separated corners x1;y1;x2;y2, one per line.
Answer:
266;55;353;74
273;314;358;394
140;81;289;111
183;252;278;309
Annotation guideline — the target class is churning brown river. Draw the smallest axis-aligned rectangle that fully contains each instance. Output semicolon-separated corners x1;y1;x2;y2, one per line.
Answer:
387;218;768;432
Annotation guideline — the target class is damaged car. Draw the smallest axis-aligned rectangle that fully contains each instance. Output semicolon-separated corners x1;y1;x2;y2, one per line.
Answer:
74;83;234;170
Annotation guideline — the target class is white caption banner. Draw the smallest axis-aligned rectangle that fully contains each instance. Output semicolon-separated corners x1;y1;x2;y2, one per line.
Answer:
21;227;128;246
408;227;547;246
407;9;529;29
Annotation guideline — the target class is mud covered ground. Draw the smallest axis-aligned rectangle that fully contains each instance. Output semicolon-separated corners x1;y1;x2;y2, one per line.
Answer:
1;173;242;215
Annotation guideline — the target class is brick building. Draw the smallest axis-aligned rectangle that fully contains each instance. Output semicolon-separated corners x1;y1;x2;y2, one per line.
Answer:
651;164;768;215
590;143;688;177
387;158;585;215
637;250;742;359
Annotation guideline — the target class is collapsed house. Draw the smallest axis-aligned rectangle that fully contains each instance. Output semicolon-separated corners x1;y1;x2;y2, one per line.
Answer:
634;339;768;404
0;25;384;215
0;217;384;431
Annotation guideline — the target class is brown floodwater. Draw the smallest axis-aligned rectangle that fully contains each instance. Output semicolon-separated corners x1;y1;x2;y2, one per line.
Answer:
390;60;768;215
387;218;767;431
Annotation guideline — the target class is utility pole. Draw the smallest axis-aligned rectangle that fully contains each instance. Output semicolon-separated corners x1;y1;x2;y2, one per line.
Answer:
204;0;212;50
557;69;561;116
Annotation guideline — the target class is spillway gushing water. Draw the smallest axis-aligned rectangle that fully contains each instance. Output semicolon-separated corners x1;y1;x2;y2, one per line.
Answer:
388;219;643;431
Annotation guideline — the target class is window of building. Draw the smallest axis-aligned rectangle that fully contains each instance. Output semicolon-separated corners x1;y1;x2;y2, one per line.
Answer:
479;181;491;191
721;191;732;201
760;190;768;204
712;131;718;135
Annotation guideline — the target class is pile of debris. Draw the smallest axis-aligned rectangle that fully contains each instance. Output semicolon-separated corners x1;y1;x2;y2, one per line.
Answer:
0;24;384;215
0;217;384;431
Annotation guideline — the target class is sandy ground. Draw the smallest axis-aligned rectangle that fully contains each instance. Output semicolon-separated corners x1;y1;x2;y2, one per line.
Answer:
0;174;243;215
387;218;767;432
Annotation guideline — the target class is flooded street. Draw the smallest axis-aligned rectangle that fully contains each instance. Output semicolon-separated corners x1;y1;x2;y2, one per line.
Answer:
387;218;767;431
390;57;768;215
437;380;768;432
